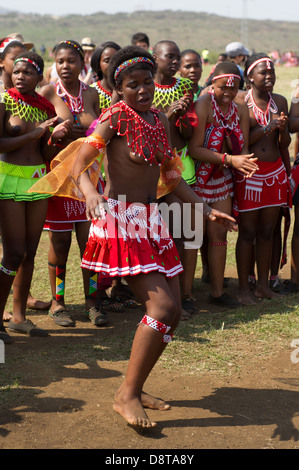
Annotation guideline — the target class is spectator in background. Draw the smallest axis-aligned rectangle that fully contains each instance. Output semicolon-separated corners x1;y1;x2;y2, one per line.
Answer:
7;32;33;51
225;41;249;90
201;48;209;64
80;37;96;85
131;32;150;51
204;53;228;87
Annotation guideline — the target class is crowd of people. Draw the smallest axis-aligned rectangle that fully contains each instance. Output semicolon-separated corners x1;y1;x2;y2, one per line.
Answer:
269;50;299;67
1;30;299;428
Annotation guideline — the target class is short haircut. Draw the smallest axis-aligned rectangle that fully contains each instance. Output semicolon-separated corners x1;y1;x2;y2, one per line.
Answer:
14;50;44;74
131;32;150;47
181;49;202;62
153;40;178;56
218;53;228;61
213;60;241;79
108;45;156;89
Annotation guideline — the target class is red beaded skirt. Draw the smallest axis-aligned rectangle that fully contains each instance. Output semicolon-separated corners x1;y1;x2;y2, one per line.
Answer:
234;157;292;212
192;166;234;202
290;152;299;205
44;174;106;231
81;198;183;278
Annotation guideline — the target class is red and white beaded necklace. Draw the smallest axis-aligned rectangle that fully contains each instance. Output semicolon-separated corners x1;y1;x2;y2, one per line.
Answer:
55;78;87;114
101;100;174;166
245;88;278;127
208;90;239;131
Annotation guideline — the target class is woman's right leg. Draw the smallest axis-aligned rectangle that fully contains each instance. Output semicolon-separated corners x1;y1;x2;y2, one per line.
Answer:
48;230;72;314
236;210;259;305
255;206;280;299
291;205;299;285
0;200;26;334
12;199;48;324
206;198;230;299
113;271;181;428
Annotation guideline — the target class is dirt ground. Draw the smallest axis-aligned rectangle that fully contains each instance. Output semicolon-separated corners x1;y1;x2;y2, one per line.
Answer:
1;266;299;451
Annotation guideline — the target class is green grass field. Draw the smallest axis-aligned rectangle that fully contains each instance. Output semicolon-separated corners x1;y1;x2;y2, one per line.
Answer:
2;66;299;379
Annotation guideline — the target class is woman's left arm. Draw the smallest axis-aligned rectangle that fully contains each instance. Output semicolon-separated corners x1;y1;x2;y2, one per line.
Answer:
277;96;291;149
289;87;299;133
41;119;73;161
238;100;250;154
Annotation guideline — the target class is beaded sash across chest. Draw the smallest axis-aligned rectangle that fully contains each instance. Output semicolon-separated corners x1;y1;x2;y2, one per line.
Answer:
91;81;112;111
245;88;278;127
0;88;55;122
100;100;174;166
152;77;193;109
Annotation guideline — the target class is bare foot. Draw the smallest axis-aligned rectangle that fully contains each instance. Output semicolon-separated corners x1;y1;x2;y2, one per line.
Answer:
3;310;12;322
27;296;52;311
141;391;171;411
255;287;280;299
113;390;157;428
236;292;257;305
181;309;192;321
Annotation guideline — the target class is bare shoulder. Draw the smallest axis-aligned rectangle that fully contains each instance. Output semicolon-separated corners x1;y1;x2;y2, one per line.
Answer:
85;84;99;99
272;92;289;111
235;90;247;104
39;83;56;99
194;93;211;114
235;96;248;114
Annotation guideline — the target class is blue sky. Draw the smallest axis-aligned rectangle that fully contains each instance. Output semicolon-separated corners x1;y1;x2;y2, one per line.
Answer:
2;0;299;22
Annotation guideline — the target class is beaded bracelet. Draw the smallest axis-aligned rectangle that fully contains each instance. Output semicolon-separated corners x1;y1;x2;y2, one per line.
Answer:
47;136;64;148
222;153;229;168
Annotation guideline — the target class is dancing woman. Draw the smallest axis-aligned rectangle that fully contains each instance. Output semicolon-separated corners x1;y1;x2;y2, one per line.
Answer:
30;46;239;427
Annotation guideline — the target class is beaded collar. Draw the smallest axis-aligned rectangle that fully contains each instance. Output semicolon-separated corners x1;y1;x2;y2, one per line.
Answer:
152;77;193;110
1;88;55;122
91;81;112;111
100;100;174;166
245;88;278;127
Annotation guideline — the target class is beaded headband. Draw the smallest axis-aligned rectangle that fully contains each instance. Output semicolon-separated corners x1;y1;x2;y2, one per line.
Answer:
212;74;241;87
58;40;85;59
0;37;23;53
247;58;274;75
14;57;42;75
114;56;155;80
